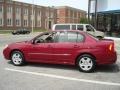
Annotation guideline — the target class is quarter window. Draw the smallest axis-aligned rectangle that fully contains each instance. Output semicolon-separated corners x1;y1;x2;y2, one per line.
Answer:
77;33;84;42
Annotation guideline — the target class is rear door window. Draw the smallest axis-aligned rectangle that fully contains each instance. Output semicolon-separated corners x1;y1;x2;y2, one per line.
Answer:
68;32;77;42
55;25;70;30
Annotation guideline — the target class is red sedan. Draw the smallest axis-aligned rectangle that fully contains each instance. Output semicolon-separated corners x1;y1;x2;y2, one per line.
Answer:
3;30;117;72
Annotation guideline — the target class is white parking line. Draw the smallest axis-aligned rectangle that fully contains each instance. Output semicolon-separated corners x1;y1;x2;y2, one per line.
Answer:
5;68;120;86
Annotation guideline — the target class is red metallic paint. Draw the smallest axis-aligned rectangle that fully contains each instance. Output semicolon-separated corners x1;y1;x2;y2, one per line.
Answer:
3;31;117;65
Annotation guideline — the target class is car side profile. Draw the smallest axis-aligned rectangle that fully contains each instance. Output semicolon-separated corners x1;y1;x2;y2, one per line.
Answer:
3;30;117;72
12;28;31;35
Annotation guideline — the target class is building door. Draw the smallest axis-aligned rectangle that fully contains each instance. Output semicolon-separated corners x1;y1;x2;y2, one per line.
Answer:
49;21;52;29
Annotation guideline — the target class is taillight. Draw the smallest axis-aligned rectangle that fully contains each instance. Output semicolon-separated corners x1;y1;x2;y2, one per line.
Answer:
108;44;114;51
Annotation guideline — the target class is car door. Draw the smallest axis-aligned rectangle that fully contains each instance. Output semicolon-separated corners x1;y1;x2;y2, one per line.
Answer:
52;31;84;64
27;32;55;63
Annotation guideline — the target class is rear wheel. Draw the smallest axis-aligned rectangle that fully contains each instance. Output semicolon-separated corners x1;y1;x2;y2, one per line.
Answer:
77;54;96;72
11;51;25;66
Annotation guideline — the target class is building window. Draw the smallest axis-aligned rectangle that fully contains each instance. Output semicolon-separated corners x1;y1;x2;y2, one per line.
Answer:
0;6;3;13
7;6;12;13
7;0;13;4
24;9;28;15
0;0;4;2
7;18;12;26
46;12;49;17
51;12;54;18
31;20;35;27
0;18;3;26
16;7;21;14
38;10;41;16
16;19;20;26
37;20;41;27
23;20;28;26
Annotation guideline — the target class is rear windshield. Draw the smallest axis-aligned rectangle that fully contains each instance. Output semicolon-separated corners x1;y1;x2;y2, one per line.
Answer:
55;25;70;30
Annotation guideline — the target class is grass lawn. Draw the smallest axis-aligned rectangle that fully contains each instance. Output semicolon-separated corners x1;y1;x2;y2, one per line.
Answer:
0;30;12;34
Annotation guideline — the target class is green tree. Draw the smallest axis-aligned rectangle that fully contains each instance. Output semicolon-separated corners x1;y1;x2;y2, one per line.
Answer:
80;18;88;24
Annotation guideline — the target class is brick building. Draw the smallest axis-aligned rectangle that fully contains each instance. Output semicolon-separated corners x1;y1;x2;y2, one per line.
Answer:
0;0;57;30
56;6;86;24
0;0;86;30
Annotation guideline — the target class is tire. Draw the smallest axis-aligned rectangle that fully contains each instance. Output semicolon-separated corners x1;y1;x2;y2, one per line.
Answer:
11;51;25;66
77;54;96;73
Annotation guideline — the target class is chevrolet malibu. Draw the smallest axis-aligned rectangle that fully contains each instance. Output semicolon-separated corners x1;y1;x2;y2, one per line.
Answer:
3;30;117;72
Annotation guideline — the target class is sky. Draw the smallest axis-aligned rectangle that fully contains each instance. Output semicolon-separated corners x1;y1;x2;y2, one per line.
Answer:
14;0;88;11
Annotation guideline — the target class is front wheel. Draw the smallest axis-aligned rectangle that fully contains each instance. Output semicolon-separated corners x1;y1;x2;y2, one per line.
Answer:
11;51;25;66
77;54;96;73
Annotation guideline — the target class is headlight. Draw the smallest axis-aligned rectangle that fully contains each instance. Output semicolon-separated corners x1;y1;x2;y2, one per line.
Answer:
4;44;8;49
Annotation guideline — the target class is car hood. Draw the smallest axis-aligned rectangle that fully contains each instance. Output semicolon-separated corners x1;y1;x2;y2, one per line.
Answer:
9;41;29;46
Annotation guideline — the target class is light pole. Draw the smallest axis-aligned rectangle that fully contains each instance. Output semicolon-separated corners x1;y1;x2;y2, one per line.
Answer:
88;0;91;24
48;6;50;30
88;0;98;29
94;0;98;29
32;0;34;33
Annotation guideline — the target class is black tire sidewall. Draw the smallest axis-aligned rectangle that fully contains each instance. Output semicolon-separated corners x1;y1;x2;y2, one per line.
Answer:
11;51;25;66
77;54;96;73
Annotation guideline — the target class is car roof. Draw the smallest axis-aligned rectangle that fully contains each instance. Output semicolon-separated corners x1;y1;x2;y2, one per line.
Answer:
47;30;86;34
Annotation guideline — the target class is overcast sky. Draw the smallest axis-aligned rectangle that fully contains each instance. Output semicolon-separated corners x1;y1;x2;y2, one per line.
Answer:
14;0;88;11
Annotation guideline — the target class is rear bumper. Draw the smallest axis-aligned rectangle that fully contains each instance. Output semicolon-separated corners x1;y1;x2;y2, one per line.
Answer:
96;51;117;65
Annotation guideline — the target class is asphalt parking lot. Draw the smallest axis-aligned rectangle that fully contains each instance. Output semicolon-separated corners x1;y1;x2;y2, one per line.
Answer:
0;33;120;90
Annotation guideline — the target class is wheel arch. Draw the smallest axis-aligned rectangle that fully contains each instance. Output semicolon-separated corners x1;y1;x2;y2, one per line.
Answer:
10;49;25;60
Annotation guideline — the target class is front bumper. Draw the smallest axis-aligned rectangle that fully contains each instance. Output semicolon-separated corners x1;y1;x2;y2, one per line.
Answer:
3;47;11;60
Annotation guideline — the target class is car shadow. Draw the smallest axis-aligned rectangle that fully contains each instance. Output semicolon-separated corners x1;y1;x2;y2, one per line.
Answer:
7;61;120;73
96;64;120;73
7;61;77;71
28;62;77;71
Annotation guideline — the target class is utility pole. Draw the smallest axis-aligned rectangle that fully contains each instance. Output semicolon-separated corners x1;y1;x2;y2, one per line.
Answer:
32;0;34;33
94;0;98;29
88;0;91;24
